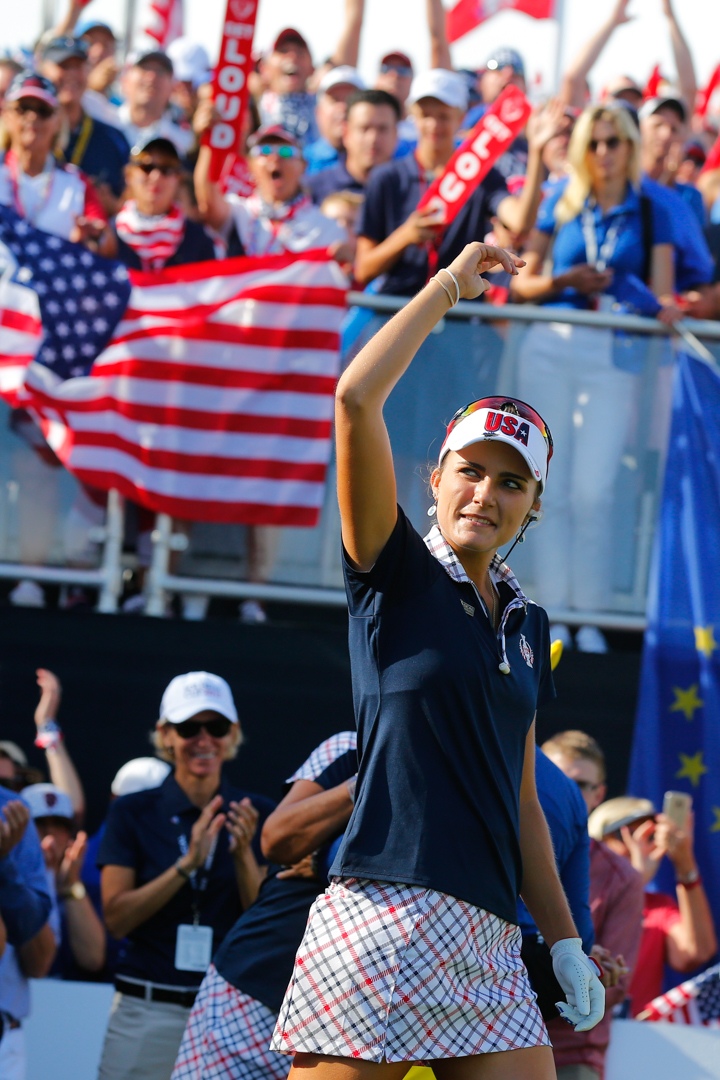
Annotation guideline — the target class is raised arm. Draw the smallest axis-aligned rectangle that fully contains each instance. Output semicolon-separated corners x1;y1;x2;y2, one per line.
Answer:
34;669;86;824
496;99;569;239
560;0;633;109
662;0;697;117
261;778;355;865
308;0;365;91
49;0;84;39
427;0;453;72
194;144;232;232
337;243;522;570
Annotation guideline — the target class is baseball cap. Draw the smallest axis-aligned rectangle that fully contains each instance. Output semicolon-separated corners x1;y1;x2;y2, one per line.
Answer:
23;783;74;822
111;757;171;797
159;671;238;725
318;65;365;95
127;49;174;76
6;70;59;109
77;20;118;41
439;396;553;492
0;741;27;769
409;68;468;111
588;796;656;841
485;47;525;77
167;37;211;87
40;36;89;65
272;28;310;53
130;134;182;160
604;75;643;101
247;123;301;149
380;51;413;70
639;95;687;124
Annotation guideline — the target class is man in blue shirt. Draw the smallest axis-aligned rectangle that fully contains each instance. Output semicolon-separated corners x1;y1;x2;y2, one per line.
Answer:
303;66;365;176
39;36;130;210
0;788;57;1079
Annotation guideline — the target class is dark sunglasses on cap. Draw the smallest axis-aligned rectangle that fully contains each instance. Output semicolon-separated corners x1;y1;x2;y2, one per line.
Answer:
445;396;554;460
12;100;56;119
173;717;233;739
249;143;301;159
589;135;622;153
134;160;181;176
380;62;413;78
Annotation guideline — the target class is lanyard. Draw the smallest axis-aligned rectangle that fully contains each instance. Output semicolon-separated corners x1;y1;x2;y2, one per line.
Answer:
56;113;94;169
581;202;622;272
6;150;55;225
247;193;311;254
176;829;218;925
415;152;441;281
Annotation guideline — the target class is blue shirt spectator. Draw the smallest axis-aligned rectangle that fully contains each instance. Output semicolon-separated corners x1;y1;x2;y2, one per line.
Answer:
305;157;365;204
0;788;51;948
60;115;130;199
640;177;715;292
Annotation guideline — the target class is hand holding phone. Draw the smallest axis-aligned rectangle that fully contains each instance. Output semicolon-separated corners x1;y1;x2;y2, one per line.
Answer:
663;791;692;831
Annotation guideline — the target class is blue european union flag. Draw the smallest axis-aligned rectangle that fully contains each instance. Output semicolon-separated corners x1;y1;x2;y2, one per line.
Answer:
629;351;720;928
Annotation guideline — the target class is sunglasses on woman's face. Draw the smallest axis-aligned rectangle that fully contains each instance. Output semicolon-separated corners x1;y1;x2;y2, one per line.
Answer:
12;101;56;120
173;717;232;739
588;135;622;153
446;396;554;460
134;161;180;176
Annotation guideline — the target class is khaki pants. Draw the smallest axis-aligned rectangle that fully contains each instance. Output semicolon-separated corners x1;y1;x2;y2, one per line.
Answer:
97;992;191;1080
557;1066;601;1080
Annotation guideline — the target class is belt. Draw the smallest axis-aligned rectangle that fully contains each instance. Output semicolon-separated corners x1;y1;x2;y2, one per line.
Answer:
115;976;197;1008
0;1014;21;1042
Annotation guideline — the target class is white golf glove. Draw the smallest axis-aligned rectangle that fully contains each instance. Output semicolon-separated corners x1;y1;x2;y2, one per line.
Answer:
550;937;605;1031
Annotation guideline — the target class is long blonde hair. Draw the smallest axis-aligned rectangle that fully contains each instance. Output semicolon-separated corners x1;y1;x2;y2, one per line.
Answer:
554;104;641;226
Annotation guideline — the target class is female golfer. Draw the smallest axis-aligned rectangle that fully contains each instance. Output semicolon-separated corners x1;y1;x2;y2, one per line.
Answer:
271;242;604;1079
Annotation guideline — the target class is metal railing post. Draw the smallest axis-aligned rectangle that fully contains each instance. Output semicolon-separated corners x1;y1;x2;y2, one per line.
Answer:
96;489;125;614
145;514;173;617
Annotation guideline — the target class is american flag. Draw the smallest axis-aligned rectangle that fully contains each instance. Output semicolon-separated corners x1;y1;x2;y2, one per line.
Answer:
638;963;720;1026
0;206;347;525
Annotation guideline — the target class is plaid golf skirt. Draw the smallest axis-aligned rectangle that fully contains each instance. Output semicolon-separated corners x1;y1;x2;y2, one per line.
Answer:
271;878;549;1063
172;963;287;1080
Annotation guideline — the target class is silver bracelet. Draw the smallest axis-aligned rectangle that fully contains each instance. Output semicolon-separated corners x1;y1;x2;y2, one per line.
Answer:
432;274;455;307
437;267;461;306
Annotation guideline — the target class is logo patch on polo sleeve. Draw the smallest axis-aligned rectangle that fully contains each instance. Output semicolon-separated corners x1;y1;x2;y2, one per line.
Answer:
519;634;534;668
461;600;475;617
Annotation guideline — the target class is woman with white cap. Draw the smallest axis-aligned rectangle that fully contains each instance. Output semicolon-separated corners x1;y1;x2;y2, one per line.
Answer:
96;671;275;1080
270;243;604;1079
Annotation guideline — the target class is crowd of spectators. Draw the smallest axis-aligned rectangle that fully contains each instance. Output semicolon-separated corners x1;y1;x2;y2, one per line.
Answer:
0;665;715;1079
1;0;719;633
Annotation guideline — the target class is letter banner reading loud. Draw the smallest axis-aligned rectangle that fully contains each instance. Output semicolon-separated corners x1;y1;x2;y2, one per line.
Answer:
206;0;259;182
416;85;531;227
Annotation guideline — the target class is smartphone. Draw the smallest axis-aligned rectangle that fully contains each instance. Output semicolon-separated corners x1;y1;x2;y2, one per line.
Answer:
663;791;692;830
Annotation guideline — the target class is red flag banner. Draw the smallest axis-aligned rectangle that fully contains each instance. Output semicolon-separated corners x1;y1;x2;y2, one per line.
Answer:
205;0;259;183
643;63;663;100
0;234;348;526
697;63;720;119
447;0;554;44
140;0;183;49
416;85;532;228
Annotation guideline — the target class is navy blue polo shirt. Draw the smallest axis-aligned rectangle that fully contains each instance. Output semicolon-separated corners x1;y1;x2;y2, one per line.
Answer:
61;114;130;197
214;735;358;1012
330;508;554;924
517;748;593;952
640;177;714;291
97;773;275;987
359;154;508;296
537;181;674;310
114;218;217;270
305;157;366;205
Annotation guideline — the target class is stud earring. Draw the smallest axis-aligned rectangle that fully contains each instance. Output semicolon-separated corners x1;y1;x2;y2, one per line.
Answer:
427;502;437;517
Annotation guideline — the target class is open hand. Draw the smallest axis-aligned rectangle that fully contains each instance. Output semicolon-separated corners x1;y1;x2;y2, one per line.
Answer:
182;795;226;872
527;97;571;152
57;830;88;891
35;669;61;729
227;798;259;857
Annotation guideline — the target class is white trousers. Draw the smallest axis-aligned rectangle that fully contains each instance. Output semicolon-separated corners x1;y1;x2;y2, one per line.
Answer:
0;1026;25;1080
516;321;637;612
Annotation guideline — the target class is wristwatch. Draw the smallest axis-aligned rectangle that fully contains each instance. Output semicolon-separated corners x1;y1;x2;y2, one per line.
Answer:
61;882;87;901
676;867;700;886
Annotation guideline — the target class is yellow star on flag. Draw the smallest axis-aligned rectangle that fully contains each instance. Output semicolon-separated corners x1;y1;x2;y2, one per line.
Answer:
676;751;709;788
710;808;720;834
670;684;704;721
694;625;718;658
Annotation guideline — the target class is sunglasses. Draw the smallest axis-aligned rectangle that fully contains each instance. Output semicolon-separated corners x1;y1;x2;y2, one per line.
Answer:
12;101;56;119
446;396;554;460
588;135;622;152
173;717;233;739
249;143;301;159
380;63;413;78
134;161;180;176
575;780;602;794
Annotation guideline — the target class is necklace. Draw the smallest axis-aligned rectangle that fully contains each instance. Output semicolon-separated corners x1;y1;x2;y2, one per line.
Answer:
487;570;498;629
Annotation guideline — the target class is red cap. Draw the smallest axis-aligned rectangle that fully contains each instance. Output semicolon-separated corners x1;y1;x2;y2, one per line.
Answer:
380;51;413;70
272;28;310;53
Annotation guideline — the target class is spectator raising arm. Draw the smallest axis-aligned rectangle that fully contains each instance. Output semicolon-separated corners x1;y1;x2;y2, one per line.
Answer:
427;0;453;72
308;0;366;92
33;669;86;825
0;800;51;948
662;0;697;118
560;0;634;110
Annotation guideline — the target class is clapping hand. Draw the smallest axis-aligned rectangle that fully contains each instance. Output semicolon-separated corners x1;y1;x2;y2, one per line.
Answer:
0;801;30;859
226;798;259;857
35;668;61;729
180;795;227;873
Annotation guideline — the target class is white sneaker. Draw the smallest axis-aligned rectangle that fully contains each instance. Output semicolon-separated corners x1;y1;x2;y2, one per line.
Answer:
239;599;267;624
575;625;609;654
9;579;46;607
182;594;209;621
549;623;573;650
